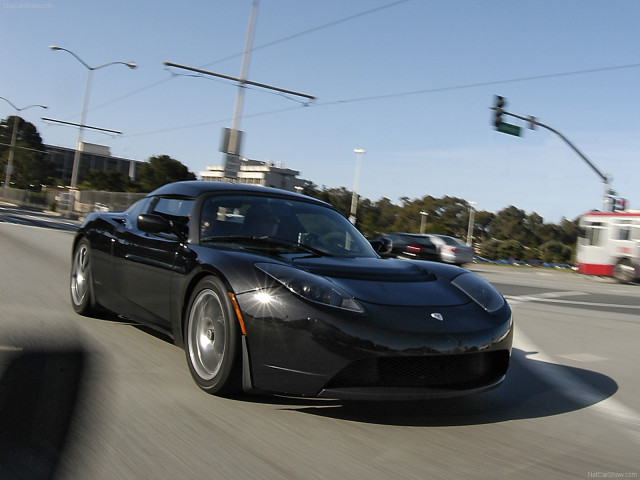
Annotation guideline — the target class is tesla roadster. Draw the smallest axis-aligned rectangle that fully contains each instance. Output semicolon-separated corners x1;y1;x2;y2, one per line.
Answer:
70;181;512;400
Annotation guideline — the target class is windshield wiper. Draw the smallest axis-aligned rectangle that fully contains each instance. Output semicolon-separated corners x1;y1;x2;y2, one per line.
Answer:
200;235;332;257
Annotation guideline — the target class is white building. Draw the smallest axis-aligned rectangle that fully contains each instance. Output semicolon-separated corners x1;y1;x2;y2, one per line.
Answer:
200;157;306;193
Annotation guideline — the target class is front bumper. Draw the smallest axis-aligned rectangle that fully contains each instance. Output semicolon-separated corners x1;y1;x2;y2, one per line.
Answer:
236;289;513;399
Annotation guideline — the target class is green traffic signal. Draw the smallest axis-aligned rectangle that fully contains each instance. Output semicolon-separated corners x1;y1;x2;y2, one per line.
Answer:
493;95;505;127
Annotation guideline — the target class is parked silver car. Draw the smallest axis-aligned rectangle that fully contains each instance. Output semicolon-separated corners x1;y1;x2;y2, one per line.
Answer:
424;234;475;266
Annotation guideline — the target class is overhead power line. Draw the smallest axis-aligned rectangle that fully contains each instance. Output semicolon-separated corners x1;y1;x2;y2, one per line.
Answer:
328;62;640;105
83;0;412;116
199;0;412;69
124;62;640;139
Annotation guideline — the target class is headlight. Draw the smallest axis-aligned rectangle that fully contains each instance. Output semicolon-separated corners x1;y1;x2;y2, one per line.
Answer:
451;272;505;313
255;263;363;313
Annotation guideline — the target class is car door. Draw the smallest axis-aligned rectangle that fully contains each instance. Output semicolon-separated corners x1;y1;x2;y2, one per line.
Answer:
113;196;194;327
90;197;151;313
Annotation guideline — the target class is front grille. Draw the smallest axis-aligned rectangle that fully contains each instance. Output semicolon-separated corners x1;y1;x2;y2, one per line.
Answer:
325;351;509;390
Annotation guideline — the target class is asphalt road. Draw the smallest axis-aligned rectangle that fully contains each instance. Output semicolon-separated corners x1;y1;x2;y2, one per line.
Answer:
0;211;638;479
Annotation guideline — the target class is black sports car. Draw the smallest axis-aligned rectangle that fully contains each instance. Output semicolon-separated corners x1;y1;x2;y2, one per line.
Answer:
70;181;512;400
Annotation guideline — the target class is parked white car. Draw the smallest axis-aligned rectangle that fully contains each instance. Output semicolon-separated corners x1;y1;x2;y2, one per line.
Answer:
424;234;475;266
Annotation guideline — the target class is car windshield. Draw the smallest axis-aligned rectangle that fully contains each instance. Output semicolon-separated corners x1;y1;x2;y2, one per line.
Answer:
199;195;377;258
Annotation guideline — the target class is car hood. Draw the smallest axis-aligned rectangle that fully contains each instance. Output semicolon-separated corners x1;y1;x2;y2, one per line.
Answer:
291;257;471;307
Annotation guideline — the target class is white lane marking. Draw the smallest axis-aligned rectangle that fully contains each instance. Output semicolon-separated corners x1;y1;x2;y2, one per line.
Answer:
515;329;640;445
505;290;640;311
0;345;23;352
558;353;609;363
557;353;608;363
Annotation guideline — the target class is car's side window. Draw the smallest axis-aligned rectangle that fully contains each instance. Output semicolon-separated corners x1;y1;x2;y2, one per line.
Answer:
150;197;194;237
200;197;248;239
124;197;151;230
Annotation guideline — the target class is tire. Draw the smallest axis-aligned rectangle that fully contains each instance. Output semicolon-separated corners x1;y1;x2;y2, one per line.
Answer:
613;258;636;284
184;276;241;395
70;239;99;316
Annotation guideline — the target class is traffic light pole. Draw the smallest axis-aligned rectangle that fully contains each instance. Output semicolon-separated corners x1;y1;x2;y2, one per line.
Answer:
491;103;613;211
498;108;608;183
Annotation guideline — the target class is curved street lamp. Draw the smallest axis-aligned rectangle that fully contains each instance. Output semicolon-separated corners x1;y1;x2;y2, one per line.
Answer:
0;97;48;191
49;46;136;189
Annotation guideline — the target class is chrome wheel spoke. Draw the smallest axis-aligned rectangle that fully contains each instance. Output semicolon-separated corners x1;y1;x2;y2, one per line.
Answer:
71;245;89;305
189;289;226;380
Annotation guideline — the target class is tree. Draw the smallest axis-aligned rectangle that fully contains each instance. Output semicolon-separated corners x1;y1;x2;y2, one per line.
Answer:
137;155;196;192
0;116;54;189
539;240;573;264
480;238;502;260
303;185;580;260
78;170;140;192
497;239;525;260
473;210;496;241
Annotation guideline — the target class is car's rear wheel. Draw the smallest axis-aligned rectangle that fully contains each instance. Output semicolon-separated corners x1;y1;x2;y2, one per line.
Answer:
184;276;241;395
70;239;99;316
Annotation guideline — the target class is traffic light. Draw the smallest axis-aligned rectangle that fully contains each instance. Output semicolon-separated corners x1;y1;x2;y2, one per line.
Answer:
493;96;505;127
614;198;627;211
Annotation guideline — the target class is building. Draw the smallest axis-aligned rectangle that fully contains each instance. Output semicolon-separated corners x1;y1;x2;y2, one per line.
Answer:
46;142;142;185
200;157;306;193
44;142;306;193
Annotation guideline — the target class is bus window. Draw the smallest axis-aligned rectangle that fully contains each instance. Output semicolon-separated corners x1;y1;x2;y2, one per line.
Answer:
581;222;605;246
614;220;631;241
618;227;630;241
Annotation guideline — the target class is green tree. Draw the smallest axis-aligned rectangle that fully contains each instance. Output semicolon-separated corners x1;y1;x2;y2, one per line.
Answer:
306;185;352;218
497;239;525;260
0;116;54;189
137;155;196;192
473;210;496;241
480;238;502;260
302;185;580;260
539;240;573;264
78;170;140;192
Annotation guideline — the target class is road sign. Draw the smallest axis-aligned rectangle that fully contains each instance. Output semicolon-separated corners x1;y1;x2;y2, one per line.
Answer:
497;122;522;137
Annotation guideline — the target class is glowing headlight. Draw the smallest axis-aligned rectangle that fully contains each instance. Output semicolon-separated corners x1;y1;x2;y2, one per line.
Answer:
255;263;363;313
451;272;505;313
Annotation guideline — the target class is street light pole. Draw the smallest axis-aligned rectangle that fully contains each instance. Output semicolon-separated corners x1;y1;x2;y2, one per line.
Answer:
49;46;136;189
419;210;429;234
0;97;48;191
349;148;366;225
466;201;477;246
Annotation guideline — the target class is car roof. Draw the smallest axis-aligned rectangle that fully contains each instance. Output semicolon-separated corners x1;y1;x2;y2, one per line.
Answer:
148;181;327;205
425;234;466;245
388;232;426;237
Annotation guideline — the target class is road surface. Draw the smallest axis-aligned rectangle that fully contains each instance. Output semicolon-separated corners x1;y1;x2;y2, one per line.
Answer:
0;215;638;479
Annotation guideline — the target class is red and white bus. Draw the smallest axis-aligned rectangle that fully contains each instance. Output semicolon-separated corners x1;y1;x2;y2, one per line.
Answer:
576;211;640;282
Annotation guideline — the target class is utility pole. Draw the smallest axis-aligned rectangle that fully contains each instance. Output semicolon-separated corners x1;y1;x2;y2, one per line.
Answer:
225;0;260;178
163;0;315;180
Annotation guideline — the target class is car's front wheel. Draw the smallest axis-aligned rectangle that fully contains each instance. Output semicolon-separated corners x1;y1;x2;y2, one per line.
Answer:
184;276;241;395
70;239;99;316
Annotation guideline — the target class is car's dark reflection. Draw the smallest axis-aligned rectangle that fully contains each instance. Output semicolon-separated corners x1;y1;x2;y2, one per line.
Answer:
0;340;619;480
0;346;90;480
72;316;619;428
239;348;619;427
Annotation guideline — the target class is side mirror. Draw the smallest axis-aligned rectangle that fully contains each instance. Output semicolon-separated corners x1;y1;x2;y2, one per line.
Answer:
138;213;189;241
370;236;393;256
137;213;172;234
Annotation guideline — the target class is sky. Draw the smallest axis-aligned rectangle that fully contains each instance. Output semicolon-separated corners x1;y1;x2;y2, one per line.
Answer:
1;0;639;223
